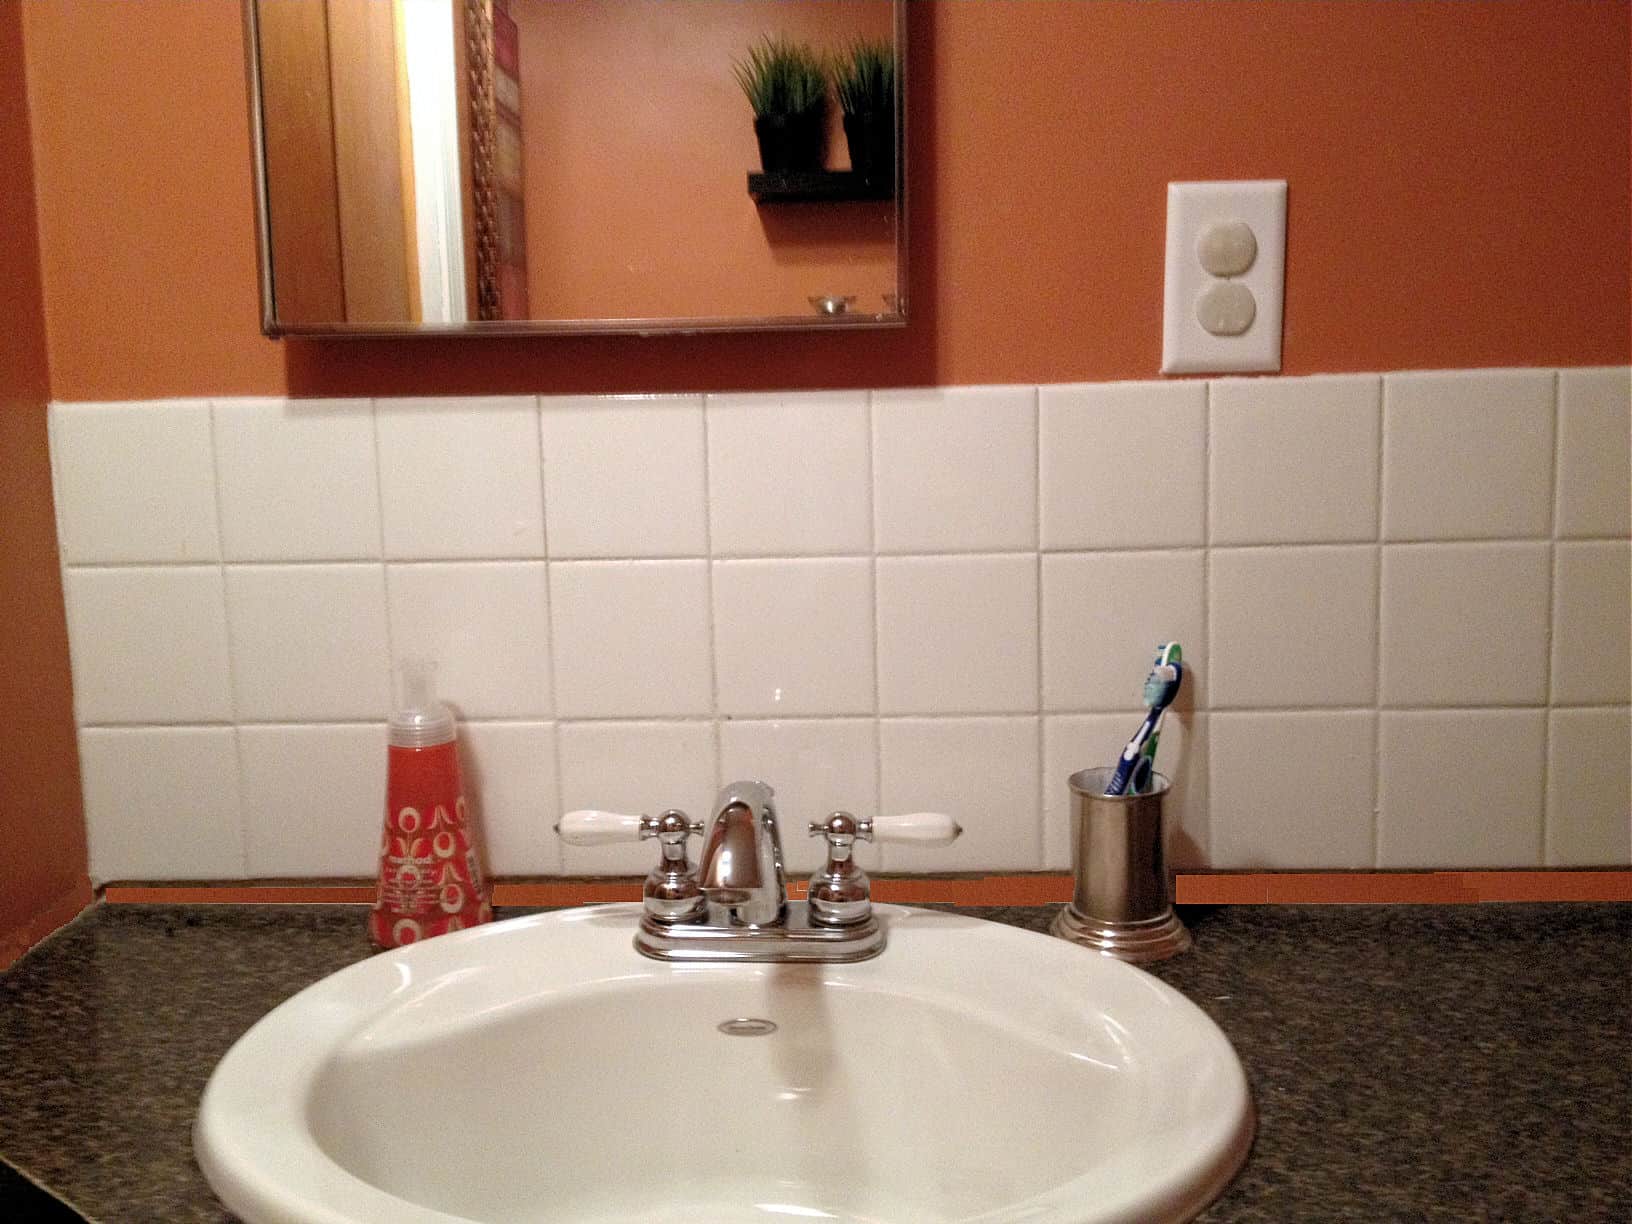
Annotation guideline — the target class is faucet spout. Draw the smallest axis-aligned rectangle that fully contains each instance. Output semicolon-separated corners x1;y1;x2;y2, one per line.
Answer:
699;802;762;899
697;781;784;926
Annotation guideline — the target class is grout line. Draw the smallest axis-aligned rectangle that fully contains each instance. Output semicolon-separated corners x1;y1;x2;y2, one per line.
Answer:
379;563;399;703
1540;370;1562;865
1373;702;1561;713
861;393;887;806
865;390;883;865
65;558;406;572
56;535;1628;572
1370;537;1571;550
700;549;884;562
367;396;391;568
205;400;250;877
63;561;227;572
74;701;1632;735
1031;385;1045;867
369;557;551;569
79;722;241;732
1372;374;1388;545
699;395;723;792
876;545;1042;561
1201;379;1214;864
558;711;869;726
532;395;568;872
1371;375;1387;867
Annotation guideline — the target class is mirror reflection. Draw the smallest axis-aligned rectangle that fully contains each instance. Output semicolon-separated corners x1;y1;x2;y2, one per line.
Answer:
249;0;904;335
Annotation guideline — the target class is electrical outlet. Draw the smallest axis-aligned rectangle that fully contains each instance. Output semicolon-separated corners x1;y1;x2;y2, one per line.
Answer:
1161;180;1286;375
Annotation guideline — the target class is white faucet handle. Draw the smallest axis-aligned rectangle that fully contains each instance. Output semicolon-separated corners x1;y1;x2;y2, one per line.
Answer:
556;809;647;845
866;812;963;847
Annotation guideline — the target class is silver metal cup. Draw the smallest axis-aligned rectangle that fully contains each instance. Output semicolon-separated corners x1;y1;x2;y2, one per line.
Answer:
1050;766;1191;963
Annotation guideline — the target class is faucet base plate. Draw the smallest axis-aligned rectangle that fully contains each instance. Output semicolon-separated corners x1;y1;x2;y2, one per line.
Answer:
635;901;883;963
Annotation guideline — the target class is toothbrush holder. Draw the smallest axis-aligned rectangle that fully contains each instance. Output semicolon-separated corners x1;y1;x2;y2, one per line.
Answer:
1050;766;1191;963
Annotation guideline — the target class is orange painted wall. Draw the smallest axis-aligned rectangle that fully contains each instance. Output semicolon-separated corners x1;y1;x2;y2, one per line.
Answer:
514;0;896;320
0;0;91;968
22;0;1631;402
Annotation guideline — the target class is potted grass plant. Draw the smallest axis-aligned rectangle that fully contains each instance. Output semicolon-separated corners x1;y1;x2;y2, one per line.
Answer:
733;35;829;173
834;38;896;188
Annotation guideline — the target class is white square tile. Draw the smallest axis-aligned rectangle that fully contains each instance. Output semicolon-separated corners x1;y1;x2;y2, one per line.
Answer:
873;386;1036;552
1041;551;1205;710
63;567;233;724
556;721;716;874
50;400;219;563
238;723;386;877
385;562;551;718
719;719;879;874
1382;369;1554;540
460;722;560;875
876;555;1037;714
1042;713;1207;870
549;561;712;718
79;727;243;882
1377;710;1545;867
712;559;874;717
1555;367;1630;538
1208;711;1374;868
1551;542;1632;706
1380;542;1551;706
375;396;543;559
1208;546;1377;708
878;717;1041;871
212;398;380;561
1039;381;1205;549
225;565;390;720
1210;375;1380;544
540;395;706;558
707;391;871;556
1546;707;1631;865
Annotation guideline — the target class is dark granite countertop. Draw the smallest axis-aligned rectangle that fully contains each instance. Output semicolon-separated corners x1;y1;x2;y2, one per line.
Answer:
1;902;1627;1222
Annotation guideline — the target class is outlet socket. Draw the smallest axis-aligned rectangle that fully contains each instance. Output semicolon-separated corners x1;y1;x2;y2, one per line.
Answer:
1161;180;1286;375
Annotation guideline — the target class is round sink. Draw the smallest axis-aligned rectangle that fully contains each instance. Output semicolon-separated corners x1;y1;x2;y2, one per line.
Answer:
196;905;1253;1223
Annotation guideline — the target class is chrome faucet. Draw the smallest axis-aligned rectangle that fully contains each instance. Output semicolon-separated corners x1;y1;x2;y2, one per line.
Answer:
556;779;961;963
696;780;785;926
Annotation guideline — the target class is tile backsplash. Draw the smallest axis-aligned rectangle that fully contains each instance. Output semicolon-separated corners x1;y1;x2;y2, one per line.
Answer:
49;368;1631;883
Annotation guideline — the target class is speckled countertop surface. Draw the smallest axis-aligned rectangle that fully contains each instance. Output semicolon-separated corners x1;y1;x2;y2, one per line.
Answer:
1;902;1627;1223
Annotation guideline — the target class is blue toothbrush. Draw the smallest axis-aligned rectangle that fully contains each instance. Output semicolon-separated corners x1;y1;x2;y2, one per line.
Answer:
1129;642;1183;794
1104;643;1184;797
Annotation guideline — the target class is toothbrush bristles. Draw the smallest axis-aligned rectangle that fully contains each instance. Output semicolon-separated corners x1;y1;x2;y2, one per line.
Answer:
1142;663;1180;706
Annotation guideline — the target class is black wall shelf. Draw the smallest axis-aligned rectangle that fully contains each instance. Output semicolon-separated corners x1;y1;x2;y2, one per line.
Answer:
747;170;894;203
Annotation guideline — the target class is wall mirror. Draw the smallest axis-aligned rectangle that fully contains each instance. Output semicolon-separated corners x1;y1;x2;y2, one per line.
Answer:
244;0;905;336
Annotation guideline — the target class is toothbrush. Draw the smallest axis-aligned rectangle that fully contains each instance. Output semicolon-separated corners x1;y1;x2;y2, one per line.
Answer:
1105;643;1182;796
1129;642;1183;794
1104;643;1184;797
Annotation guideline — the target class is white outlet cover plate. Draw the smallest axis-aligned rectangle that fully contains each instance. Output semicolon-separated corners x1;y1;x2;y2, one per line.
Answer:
1161;180;1287;375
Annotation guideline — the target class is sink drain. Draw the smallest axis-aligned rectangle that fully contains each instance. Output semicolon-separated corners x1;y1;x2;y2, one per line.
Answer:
717;1017;778;1037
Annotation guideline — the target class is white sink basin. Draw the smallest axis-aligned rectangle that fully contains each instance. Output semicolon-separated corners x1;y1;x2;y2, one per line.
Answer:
196;905;1253;1223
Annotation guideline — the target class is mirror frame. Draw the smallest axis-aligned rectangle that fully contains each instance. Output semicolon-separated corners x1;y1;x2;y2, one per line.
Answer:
241;0;907;337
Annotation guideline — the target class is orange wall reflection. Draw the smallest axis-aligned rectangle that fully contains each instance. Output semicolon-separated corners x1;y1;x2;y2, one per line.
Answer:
513;0;896;320
18;1;1631;401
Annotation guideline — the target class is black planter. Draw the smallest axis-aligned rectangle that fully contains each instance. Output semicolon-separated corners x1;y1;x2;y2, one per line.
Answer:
843;110;895;188
753;110;826;173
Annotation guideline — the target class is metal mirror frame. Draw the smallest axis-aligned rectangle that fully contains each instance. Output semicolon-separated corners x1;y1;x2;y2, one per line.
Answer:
241;0;907;338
